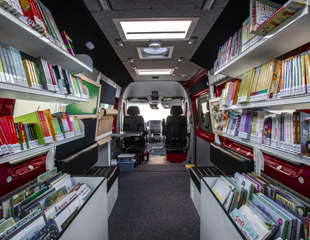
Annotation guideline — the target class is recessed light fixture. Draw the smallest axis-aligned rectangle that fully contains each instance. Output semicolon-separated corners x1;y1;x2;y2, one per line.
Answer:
178;57;184;62
114;18;199;41
202;0;216;10
131;66;137;69
136;69;174;75
85;41;95;50
143;48;168;54
127;58;134;62
172;74;176;76
188;37;198;44
97;0;112;11
182;75;190;77
114;39;124;46
175;66;180;69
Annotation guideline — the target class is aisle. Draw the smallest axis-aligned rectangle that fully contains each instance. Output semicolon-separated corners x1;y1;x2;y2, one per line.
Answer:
108;165;200;240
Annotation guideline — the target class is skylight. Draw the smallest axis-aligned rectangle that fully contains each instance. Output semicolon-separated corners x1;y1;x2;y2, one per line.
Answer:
114;18;199;41
136;69;174;75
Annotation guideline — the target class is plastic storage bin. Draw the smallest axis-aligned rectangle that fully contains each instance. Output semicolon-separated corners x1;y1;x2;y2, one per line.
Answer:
118;160;136;171
118;153;135;162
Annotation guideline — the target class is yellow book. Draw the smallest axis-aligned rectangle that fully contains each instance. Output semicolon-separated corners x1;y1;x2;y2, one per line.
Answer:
279;60;285;97
27;60;37;87
30;61;39;86
22;60;34;87
238;71;249;103
43;109;56;141
266;59;282;97
250;66;261;102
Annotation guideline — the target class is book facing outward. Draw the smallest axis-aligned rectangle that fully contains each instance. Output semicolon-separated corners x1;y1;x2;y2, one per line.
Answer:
212;178;231;204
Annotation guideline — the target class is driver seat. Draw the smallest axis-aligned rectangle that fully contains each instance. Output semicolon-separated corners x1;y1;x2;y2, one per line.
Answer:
123;106;146;153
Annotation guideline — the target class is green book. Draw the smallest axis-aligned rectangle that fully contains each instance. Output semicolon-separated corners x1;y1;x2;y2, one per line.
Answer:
0;56;5;82
34;63;42;86
71;76;81;95
22;187;47;206
14;112;45;145
52;117;63;135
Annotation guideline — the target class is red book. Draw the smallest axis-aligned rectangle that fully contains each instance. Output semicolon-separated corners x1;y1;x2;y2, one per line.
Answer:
6;117;19;144
19;122;26;144
48;64;56;86
0;117;15;144
37;111;50;137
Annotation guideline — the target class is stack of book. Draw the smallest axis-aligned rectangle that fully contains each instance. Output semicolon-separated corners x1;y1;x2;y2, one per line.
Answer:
222;108;310;157
212;171;310;240
221;50;310;108
0;41;88;98
214;28;242;72
0;0;75;54
250;0;307;36
0;110;82;156
0;169;93;239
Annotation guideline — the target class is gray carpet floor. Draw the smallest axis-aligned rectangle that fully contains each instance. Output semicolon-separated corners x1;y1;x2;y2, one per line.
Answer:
108;166;200;240
134;164;187;172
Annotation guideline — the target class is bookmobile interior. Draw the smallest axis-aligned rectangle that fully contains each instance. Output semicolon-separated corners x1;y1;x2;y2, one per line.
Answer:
1;0;310;239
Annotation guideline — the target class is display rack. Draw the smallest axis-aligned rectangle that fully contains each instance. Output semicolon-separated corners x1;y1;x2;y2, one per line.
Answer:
214;5;310;77
0;120;85;165
219;94;310;111
223;133;310;165
0;82;89;104
0;7;92;74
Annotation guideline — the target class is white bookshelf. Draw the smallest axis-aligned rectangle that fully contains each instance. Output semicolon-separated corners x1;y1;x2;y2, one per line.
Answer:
214;5;310;77
0;119;85;165
223;133;310;166
0;82;89;104
0;7;92;74
219;94;310;111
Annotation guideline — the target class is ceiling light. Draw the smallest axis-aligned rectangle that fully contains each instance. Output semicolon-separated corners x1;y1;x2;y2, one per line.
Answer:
178;57;184;62
115;39;124;46
116;18;199;40
127;58;134;62
172;74;176;76
188;37;198;44
202;0;216;10
131;66;136;69
98;0;112;11
85;41;95;50
136;69;174;75
137;46;174;59
182;75;190;77
175;66;180;69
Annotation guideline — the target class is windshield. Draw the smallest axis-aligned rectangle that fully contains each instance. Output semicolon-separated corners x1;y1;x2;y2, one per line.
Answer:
127;103;171;122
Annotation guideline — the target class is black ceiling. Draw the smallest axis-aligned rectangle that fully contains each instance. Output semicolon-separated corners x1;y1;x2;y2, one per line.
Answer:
41;0;288;87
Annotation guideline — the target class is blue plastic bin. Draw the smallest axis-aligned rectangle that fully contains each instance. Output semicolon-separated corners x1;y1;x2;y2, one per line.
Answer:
118;159;136;172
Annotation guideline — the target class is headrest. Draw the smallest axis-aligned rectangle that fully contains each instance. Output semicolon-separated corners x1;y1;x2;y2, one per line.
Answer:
170;106;183;115
127;106;140;115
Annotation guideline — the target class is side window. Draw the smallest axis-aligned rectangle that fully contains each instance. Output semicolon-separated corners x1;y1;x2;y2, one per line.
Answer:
196;97;213;134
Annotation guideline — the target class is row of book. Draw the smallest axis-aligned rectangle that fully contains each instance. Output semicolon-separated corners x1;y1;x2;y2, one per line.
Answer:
0;0;74;55
0;168;92;239
0;110;82;156
214;0;306;72
0;41;88;98
250;0;307;36
220;50;310;108
223;108;310;157
212;171;310;240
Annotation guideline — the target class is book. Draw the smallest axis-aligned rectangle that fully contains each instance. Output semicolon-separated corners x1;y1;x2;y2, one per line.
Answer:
34;57;54;91
230;208;258;240
252;0;307;36
212;178;231;204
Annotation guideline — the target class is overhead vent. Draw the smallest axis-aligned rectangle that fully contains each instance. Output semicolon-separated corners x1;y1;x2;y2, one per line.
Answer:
136;69;174;76
113;17;199;41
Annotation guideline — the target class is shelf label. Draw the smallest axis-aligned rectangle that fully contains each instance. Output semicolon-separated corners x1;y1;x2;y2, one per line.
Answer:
65;132;74;138
46;83;55;92
28;140;37;149
74;130;82;136
54;86;60;93
6;144;13;154
55;134;65;141
44;136;54;144
0;147;3;156
1;145;9;155
22;142;28;150
11;143;22;153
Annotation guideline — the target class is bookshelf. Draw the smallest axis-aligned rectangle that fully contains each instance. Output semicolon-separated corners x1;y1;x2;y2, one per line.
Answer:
0;82;88;104
214;5;310;77
219;94;310;111
223;133;310;166
0;119;85;165
0;7;92;74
